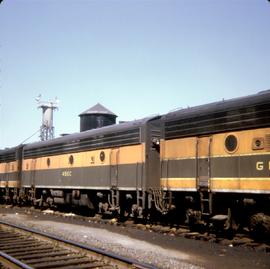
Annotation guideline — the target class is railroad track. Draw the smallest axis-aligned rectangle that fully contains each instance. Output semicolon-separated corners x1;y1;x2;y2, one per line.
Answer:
0;220;156;269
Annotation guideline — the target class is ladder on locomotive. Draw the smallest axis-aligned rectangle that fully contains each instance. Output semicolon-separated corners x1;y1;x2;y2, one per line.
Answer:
196;136;213;217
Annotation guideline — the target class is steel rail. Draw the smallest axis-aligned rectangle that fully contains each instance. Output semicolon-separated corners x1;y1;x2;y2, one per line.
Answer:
0;220;157;269
0;250;33;269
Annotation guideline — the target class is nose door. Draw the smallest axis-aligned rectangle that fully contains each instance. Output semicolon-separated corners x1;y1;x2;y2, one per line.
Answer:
30;159;37;187
110;148;119;188
4;163;9;187
196;136;212;189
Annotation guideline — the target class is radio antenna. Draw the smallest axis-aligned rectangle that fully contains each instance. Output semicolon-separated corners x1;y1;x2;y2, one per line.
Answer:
36;94;59;141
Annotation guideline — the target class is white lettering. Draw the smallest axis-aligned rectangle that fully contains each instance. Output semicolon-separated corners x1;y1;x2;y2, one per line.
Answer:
62;171;72;177
256;161;264;171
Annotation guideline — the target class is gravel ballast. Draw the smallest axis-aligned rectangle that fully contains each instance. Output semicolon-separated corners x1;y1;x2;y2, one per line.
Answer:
0;207;269;269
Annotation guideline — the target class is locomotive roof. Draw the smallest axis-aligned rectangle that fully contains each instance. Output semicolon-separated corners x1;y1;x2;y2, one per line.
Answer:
163;89;270;121
0;147;15;155
24;115;160;150
162;89;270;140
0;145;22;155
0;145;23;162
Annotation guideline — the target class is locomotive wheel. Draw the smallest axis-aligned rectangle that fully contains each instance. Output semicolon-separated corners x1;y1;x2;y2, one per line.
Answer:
249;213;270;242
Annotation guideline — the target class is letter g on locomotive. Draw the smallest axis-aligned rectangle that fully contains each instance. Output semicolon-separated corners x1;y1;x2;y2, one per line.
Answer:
256;161;264;171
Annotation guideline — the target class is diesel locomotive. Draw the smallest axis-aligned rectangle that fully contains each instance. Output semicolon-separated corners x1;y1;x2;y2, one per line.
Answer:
0;90;270;231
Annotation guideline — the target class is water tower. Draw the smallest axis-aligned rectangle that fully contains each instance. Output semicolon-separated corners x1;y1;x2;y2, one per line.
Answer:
79;103;117;132
36;95;59;141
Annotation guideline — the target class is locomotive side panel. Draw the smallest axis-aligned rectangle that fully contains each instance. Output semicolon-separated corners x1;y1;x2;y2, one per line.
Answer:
22;149;112;189
21;144;145;190
160;127;270;193
210;127;270;193
160;137;197;191
116;144;145;189
0;161;19;188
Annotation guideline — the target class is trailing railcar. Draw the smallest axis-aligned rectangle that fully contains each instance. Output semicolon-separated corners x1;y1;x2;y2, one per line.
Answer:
0;146;23;203
21;116;161;216
160;90;270;227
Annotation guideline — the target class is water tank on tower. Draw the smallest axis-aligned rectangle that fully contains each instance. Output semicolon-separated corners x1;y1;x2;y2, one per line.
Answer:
79;103;117;132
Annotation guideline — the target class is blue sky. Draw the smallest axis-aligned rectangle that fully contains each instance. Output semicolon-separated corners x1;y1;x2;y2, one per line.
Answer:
0;0;270;148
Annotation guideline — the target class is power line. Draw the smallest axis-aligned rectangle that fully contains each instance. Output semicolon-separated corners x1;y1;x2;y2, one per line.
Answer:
20;129;40;145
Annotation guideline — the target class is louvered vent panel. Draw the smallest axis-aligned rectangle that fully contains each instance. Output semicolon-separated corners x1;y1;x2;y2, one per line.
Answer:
266;134;270;151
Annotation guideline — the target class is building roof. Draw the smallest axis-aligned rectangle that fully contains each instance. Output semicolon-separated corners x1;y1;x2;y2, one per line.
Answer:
79;103;117;116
